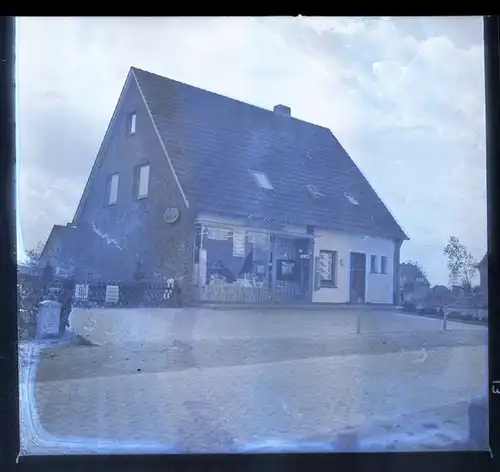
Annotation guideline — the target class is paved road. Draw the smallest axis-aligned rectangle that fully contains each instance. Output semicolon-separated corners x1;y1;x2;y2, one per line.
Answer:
69;307;484;346
19;308;488;454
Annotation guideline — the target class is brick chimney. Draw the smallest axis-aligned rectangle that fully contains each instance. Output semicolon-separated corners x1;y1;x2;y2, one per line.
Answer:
273;104;291;117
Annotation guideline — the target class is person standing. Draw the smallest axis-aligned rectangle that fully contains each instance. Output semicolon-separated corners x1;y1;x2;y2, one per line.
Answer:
58;277;74;334
41;261;54;296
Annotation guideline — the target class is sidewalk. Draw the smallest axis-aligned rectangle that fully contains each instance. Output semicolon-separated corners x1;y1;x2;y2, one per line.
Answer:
34;328;486;383
399;309;488;327
24;341;487;454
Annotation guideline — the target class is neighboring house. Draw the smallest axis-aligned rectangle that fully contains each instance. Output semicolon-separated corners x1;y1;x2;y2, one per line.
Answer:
429;285;452;306
399;262;430;303
38;224;77;278
17;262;40;285
68;67;408;304
477;253;488;306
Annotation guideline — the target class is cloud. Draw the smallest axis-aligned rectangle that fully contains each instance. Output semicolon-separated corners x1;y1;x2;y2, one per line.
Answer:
16;17;486;285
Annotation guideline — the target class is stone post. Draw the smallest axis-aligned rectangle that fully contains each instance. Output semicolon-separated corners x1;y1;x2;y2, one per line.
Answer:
36;300;62;339
356;310;362;334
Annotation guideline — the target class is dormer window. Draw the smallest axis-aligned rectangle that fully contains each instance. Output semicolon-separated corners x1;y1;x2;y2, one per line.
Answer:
250;170;274;190
127;112;137;136
307;184;324;198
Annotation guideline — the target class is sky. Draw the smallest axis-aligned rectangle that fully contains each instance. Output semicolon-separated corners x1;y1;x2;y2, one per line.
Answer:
16;16;487;286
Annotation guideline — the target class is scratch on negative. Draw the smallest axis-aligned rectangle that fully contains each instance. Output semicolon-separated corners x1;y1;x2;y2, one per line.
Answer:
91;222;123;250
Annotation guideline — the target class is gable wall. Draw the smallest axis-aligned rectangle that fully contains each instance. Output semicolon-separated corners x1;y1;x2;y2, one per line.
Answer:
73;76;194;283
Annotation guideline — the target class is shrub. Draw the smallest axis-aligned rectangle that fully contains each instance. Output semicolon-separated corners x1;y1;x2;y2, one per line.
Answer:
402;301;416;312
17;283;42;340
421;306;438;315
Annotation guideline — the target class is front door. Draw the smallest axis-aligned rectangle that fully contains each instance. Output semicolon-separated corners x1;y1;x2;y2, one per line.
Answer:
296;238;313;300
349;252;366;303
269;236;312;301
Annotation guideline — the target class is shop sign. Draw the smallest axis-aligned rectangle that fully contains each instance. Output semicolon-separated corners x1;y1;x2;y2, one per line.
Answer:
247;215;287;231
233;230;246;257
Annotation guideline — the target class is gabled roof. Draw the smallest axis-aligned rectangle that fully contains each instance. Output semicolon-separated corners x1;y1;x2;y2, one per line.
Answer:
40;225;78;262
132;67;408;240
400;262;430;285
432;285;450;292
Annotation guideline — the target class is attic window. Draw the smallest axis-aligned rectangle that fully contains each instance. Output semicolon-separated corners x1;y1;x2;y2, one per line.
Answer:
251;171;274;190
106;173;119;205
127;112;137;136
307;184;324;198
306;150;313;160
135;164;150;199
344;192;359;205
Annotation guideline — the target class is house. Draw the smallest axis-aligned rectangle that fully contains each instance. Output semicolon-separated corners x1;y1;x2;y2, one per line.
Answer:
17;261;40;283
399;262;430;303
428;285;453;306
68;67;408;304
477;253;488;305
38;224;77;278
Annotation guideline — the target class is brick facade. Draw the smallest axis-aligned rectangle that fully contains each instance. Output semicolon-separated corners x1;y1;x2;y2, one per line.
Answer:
73;76;194;284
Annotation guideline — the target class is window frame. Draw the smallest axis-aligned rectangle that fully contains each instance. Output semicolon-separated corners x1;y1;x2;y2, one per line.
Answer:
135;163;150;199
319;249;338;288
106;172;119;205
381;255;388;274
250;170;274;190
127;112;137;136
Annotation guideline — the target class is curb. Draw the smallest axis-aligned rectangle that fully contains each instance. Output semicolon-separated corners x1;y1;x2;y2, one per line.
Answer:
195;303;401;312
399;310;488;327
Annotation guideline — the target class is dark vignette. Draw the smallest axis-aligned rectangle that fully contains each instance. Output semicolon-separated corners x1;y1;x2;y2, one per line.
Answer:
484;14;500;460
0;15;20;470
0;13;494;472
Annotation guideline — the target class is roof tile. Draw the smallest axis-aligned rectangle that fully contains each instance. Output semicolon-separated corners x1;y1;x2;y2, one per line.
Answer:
132;67;408;240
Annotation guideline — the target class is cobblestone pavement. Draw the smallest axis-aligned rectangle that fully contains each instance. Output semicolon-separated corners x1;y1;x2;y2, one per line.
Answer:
19;308;488;454
35;329;486;382
69;307;484;346
22;343;487;453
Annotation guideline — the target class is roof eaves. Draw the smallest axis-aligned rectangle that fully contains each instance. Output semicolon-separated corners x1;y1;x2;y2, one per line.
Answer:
326;131;409;241
72;69;135;225
131;68;190;209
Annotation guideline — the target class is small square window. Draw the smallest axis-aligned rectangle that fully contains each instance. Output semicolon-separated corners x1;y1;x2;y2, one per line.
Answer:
107;173;119;205
127;112;137;136
251;170;273;190
381;256;388;274
370;255;378;274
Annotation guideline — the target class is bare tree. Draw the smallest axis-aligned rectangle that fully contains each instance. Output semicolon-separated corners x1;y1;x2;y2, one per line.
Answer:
443;236;477;291
25;241;45;265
